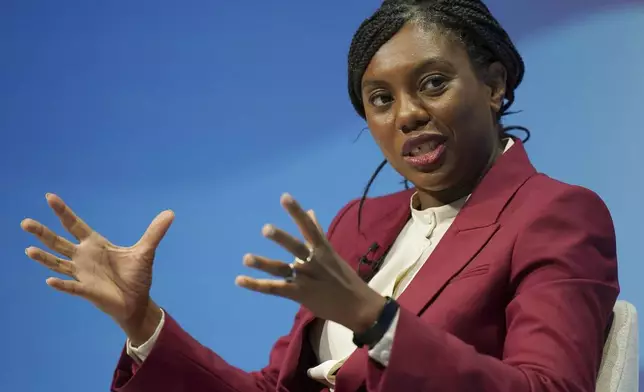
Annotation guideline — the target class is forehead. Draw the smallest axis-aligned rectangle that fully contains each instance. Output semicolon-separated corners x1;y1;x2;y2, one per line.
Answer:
363;22;469;80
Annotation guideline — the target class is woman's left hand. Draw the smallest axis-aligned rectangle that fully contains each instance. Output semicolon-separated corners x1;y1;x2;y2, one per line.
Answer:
236;193;385;333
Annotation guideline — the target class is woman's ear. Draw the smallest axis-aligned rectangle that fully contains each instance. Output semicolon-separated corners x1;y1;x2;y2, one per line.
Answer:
485;62;507;114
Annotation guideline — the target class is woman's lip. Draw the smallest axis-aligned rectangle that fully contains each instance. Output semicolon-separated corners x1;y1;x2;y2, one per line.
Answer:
401;133;447;156
403;143;447;168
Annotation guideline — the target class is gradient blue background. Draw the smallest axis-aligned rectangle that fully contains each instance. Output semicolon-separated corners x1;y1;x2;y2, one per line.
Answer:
2;1;643;390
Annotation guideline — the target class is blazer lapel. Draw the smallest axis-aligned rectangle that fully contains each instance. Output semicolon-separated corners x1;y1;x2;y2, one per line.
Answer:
357;189;415;269
335;140;538;392
310;140;537;392
397;222;499;314
398;139;537;315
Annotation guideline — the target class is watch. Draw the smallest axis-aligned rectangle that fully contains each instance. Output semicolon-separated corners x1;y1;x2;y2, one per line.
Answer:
352;296;399;349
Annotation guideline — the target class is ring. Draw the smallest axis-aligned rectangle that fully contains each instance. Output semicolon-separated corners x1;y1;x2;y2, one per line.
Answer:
294;247;315;265
284;263;297;283
305;247;315;263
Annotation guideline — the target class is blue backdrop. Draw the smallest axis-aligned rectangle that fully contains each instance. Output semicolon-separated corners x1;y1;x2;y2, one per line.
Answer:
2;1;643;390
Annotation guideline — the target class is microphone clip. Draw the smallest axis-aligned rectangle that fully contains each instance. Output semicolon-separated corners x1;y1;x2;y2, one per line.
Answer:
357;242;382;282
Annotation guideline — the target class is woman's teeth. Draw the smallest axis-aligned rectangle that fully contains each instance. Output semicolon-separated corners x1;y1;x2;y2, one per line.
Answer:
411;141;438;156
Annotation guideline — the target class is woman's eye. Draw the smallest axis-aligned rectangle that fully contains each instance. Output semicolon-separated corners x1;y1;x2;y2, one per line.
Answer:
369;92;393;107
420;75;447;91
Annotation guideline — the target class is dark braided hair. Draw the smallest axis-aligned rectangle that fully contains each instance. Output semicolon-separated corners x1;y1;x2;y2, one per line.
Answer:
348;0;530;228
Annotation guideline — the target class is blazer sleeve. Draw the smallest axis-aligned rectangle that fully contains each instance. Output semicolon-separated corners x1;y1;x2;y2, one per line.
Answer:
363;187;620;392
110;199;359;392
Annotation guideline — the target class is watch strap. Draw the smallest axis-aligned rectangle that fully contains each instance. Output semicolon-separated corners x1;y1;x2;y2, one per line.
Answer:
352;296;399;349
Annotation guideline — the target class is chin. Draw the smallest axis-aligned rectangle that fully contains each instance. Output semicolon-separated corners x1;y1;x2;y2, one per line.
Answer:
408;170;455;192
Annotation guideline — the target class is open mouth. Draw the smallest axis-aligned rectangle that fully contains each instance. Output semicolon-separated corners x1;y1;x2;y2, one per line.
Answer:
406;139;443;157
402;133;448;168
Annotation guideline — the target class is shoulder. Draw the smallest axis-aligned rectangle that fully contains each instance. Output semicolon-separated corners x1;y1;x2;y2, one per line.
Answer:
508;174;617;276
510;173;613;229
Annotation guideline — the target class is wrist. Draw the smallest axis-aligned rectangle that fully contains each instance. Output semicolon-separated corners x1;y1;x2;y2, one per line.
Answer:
352;296;399;349
121;300;163;347
350;292;387;334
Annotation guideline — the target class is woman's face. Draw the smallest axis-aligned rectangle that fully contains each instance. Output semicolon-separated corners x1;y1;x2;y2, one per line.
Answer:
362;22;507;207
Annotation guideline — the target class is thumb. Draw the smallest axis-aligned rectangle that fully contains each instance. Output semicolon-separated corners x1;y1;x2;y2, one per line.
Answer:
137;210;175;251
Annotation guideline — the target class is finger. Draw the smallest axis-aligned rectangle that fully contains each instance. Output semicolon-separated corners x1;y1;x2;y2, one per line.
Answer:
280;194;326;246
235;276;295;298
46;277;87;297
307;210;323;232
262;224;310;261
137;210;175;250
243;254;293;278
289;210;323;265
46;193;93;241
21;218;76;258
26;246;76;278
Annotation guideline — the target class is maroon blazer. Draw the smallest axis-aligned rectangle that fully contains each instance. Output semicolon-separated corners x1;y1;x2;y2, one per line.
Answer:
112;140;619;392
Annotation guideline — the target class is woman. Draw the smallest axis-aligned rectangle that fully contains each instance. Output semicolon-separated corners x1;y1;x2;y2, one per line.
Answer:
21;1;619;391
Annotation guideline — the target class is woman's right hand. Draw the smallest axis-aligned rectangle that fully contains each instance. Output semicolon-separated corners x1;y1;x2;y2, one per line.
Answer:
21;193;174;345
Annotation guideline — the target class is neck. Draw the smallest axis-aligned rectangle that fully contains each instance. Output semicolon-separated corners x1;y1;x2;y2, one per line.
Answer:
415;182;473;210
415;140;505;210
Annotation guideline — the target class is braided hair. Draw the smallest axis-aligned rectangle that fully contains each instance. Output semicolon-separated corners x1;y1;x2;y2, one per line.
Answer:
348;0;529;228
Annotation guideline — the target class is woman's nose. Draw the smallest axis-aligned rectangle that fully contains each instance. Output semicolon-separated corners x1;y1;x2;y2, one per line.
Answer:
395;95;430;133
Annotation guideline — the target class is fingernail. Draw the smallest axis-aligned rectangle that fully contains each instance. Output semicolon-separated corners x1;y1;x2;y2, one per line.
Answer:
20;219;30;230
262;224;275;236
281;193;293;204
243;254;255;266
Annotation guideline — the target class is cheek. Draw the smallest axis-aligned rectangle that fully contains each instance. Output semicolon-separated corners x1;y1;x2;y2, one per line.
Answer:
367;119;398;158
432;89;482;136
439;91;497;181
435;100;493;171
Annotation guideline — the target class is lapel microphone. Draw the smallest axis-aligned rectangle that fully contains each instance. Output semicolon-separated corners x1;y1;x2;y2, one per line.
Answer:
357;242;386;282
